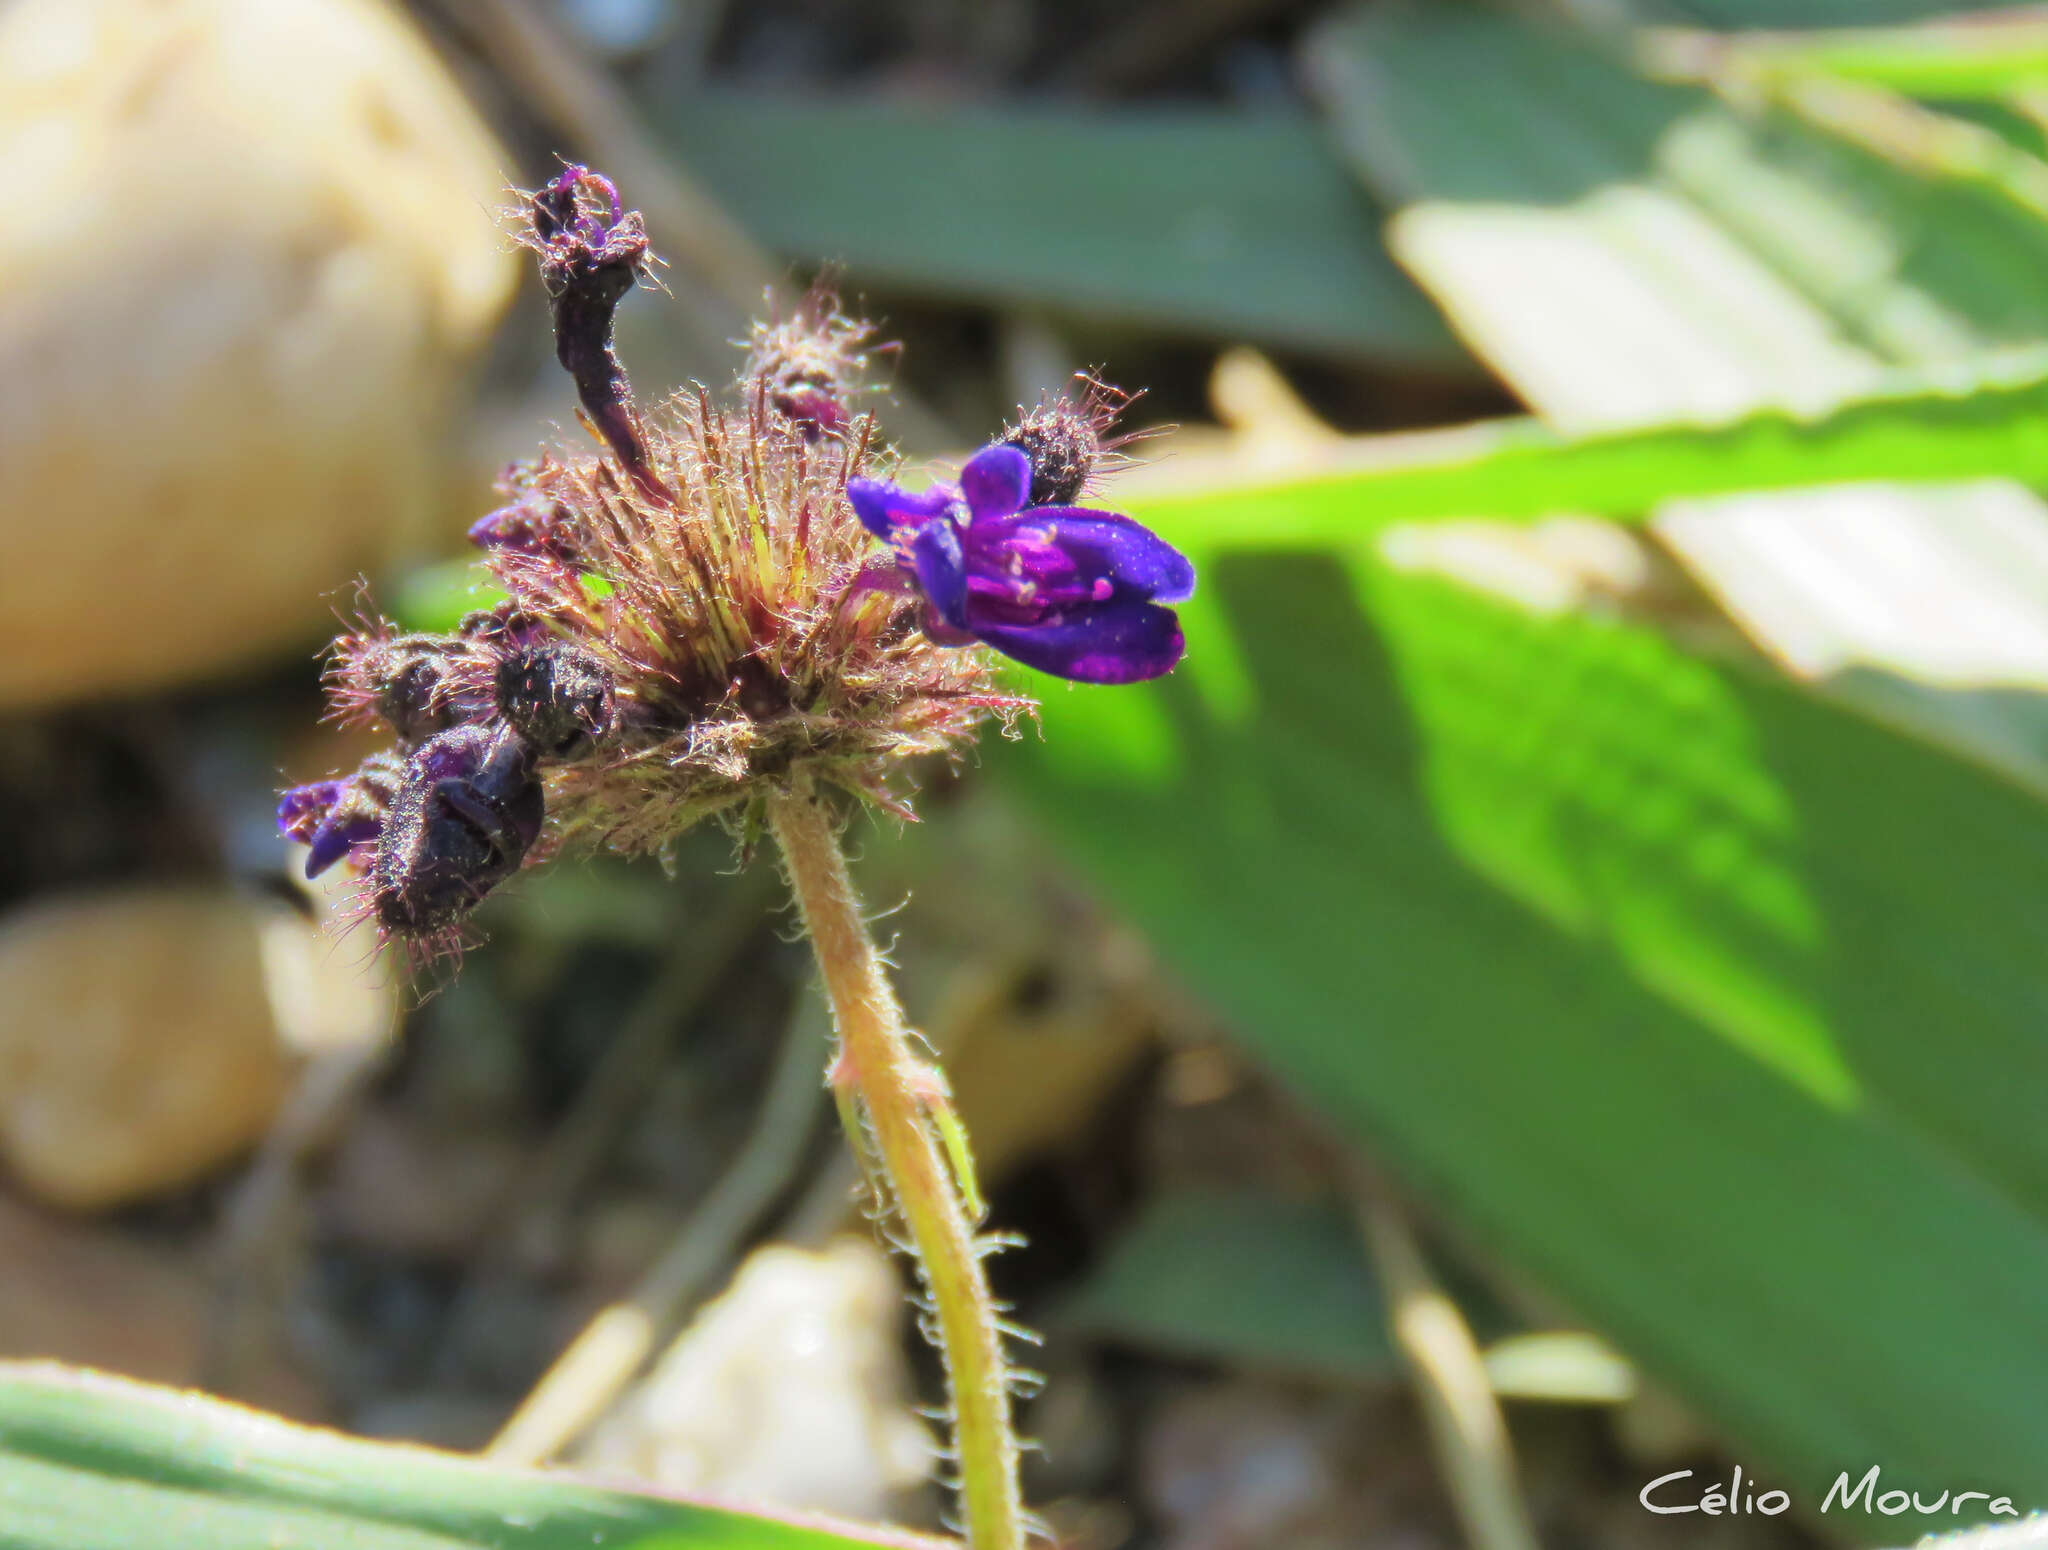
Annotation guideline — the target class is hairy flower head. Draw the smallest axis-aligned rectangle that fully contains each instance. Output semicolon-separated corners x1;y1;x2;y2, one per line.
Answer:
281;171;1185;957
480;373;1026;857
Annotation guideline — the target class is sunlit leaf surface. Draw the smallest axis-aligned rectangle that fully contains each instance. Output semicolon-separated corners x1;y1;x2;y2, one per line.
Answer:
1304;2;2048;786
998;468;2048;1541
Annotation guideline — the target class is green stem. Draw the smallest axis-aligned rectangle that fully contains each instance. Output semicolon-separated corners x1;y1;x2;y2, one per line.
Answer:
767;780;1024;1550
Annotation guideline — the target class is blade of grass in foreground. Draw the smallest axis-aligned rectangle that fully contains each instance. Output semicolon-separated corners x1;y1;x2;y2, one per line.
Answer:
0;1362;949;1550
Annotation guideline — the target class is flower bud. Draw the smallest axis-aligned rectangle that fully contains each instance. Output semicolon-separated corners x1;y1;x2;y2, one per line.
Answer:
746;284;872;442
999;376;1138;508
468;494;585;565
328;631;478;743
495;641;616;757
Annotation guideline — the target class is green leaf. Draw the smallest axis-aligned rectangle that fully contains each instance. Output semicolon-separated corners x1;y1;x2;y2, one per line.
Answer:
1124;349;2048;544
654;90;1463;367
1298;0;2048;793
390;557;510;635
997;486;2048;1541
1640;0;2047;31
1655;19;2048;99
1309;5;2048;399
0;1363;945;1550
1054;1190;1396;1381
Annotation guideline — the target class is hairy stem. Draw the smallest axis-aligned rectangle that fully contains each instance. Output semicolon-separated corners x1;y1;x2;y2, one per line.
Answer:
767;780;1023;1550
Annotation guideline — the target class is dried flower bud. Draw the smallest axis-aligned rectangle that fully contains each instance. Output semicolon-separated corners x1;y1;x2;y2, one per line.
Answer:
468;494;585;565
495;641;616;756
371;724;543;937
773;384;848;440
746;283;873;441
327;629;480;743
999;375;1141;508
457;603;550;650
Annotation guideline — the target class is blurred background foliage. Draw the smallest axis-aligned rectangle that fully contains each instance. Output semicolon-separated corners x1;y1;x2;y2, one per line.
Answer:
5;0;2048;1546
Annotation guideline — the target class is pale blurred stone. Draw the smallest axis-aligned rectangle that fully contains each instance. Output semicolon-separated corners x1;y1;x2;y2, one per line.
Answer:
0;888;292;1210
0;1191;322;1417
0;0;517;707
577;1239;933;1520
256;893;394;1058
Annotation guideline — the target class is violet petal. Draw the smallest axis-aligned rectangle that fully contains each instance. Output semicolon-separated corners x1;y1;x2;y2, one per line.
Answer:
970;596;1186;684
847;478;954;539
920;608;980;647
959;445;1031;523
276;781;341;842
911;518;970;630
969;509;1196;605
305;810;382;879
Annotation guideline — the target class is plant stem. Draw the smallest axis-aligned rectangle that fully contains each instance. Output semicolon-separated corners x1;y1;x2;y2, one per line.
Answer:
767;780;1023;1550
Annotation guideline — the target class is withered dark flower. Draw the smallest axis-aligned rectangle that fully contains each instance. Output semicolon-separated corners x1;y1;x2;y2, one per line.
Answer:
493;640;615;757
518;163;661;500
371;723;544;938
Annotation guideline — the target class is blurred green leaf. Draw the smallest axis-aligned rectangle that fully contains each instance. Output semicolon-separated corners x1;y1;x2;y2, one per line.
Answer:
391;557;510;635
1302;2;2048;791
998;473;2048;1541
1130;350;2048;544
1640;0;2047;30
1055;1190;1395;1381
0;1363;944;1550
1309;5;2048;402
656;91;1463;367
1648;19;2048;99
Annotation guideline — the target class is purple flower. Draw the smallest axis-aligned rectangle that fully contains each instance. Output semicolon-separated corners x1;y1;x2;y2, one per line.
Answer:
278;780;378;879
276;781;341;845
276;753;402;880
468;494;584;564
846;444;1193;684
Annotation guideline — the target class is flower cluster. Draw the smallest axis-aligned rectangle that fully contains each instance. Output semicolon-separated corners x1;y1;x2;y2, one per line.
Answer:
278;166;1193;955
276;606;614;948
